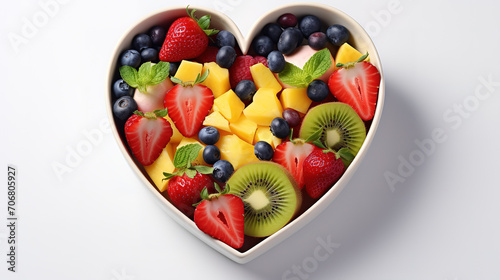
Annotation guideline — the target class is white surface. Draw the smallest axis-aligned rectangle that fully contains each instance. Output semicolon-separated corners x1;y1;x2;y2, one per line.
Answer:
1;0;499;279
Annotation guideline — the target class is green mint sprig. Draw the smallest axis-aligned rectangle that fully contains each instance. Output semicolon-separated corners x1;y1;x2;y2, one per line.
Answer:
119;61;170;94
163;143;213;180
278;48;332;88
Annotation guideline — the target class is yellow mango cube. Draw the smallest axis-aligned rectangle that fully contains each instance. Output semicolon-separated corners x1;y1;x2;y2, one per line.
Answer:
250;63;282;94
176;138;205;165
214;89;245;123
144;143;175;192
203;111;231;133
164;115;183;144
216;134;259;169
279;88;313;114
174;60;203;82
201;62;231;98
243;88;283;126
229;114;258;144
335;43;369;70
253;126;282;149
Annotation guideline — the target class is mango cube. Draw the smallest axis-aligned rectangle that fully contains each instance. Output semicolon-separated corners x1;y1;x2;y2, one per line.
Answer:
144;143;175;192
216;134;259;169
201;62;231;98
174;60;202;82
250;63;282;94
176;138;205;165
243;88;283;126
279;88;313;114
214;89;245;123
335;43;369;70
164;115;183;144
203;111;231;133
230;114;258;144
253;126;282;149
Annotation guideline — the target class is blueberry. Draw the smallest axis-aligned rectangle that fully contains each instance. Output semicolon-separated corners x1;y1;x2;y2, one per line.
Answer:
326;24;350;46
254;141;274;161
307;80;330;102
169;61;179;76
216;46;237;68
270;117;291;139
149;26;167;47
234;80;256;102
132;33;152;51
212;160;234;183
215;30;236;48
120;49;141;68
267;50;285;73
140;47;158;62
299;15;322;38
278;13;298;28
113;79;134;99
262;23;283;43
198;126;220;145
203;145;221;165
252;35;274;57
113;96;137;122
282;108;301;128
278;27;302;55
308;32;328;50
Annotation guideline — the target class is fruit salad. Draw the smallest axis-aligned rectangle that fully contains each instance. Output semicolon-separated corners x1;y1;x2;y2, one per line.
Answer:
110;6;381;251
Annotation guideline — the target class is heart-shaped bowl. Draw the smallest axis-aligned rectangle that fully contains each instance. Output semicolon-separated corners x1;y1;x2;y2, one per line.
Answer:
106;3;384;264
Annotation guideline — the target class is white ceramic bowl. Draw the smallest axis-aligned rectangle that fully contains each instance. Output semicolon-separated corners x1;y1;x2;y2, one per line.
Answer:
106;2;385;264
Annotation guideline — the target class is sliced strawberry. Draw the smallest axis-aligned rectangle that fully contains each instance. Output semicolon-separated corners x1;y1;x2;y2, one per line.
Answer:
229;55;257;88
124;109;173;166
303;149;345;199
328;57;381;121
272;141;320;189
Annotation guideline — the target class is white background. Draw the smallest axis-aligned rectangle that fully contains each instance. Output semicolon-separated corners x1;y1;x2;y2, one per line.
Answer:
1;0;500;279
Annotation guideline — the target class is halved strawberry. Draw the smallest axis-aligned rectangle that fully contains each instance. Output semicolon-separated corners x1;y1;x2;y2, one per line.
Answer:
164;73;214;137
328;54;381;121
194;184;244;249
124;109;173;166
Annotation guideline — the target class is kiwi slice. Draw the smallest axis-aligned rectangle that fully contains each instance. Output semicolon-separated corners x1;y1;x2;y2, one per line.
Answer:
299;102;366;155
226;162;302;237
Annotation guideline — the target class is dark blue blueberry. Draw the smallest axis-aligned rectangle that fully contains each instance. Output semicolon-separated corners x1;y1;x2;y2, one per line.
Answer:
270;117;291;139
113;79;134;99
308;32;328;50
307;79;329;102
203;145;221;165
149;26;167;47
326;24;350;46
234;80;256;102
198;126;220;145
132;33;152;51
212;160;234;183
169;61;179;76
299;15;322;38
120;49;141;68
262;23;282;43
215;30;236;48
254;141;274;161
216;46;237;68
267;50;286;73
140;47;158;62
277;13;298;28
252;35;274;57
278;27;302;55
113;96;137;122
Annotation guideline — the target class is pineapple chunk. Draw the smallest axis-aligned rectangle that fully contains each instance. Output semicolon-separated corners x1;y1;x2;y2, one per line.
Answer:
279;88;313;114
201;62;231;98
216;134;259;169
214;89;245;123
174;60;203;82
230;114;258;144
176;138;205;165
253;126;282;149
335;43;369;70
243;88;283;126
250;63;282;94
164;115;183;144
203;111;231;133
144;143;175;192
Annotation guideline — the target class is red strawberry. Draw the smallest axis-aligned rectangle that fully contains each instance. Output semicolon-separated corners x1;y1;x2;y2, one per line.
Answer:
229;55;257;88
167;172;215;217
164;73;214;138
272;140;320;189
328;54;381;121
159;7;218;62
195;45;219;64
303;149;345;199
124;109;173;166
194;185;244;249
254;55;268;67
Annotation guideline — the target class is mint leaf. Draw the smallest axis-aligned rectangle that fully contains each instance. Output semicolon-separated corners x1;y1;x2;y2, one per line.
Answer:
305;128;323;143
138;62;153;85
193;165;213;175
302;48;331;80
173;144;203;168
119;66;139;88
121;62;169;94
278;62;308;88
184;168;197;179
150;62;170;85
338;147;355;167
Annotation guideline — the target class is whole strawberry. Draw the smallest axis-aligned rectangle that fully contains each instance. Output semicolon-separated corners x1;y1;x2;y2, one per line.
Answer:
160;6;219;62
164;143;215;217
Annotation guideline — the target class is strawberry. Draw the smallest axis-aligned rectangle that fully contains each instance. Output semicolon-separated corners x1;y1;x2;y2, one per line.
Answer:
124;109;173;166
164;72;214;138
194;184;244;249
303;149;346;199
195;45;219;64
159;7;218;62
229;55;257;88
328;53;381;121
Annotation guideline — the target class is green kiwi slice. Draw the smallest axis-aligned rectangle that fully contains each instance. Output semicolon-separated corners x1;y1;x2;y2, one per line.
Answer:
299;102;366;155
227;162;302;237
